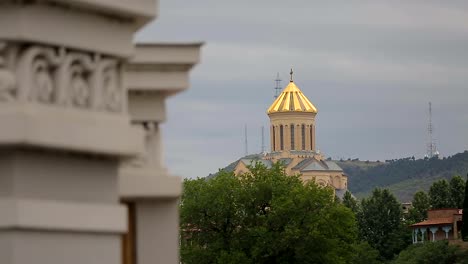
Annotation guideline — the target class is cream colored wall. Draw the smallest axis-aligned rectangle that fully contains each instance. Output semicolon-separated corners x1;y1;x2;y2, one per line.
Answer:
233;155;347;192
268;112;316;152
341;175;348;189
234;161;249;175
297;170;347;190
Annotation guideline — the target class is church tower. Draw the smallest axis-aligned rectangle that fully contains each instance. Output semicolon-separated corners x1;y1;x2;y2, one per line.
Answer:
231;69;348;196
267;69;318;153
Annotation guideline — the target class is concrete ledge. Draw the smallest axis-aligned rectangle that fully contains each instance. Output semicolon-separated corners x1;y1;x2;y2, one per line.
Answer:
52;0;157;25
0;5;135;57
0;103;144;157
132;43;203;65
125;70;190;96
119;169;182;200
0;199;127;233
128;93;166;122
124;43;203;97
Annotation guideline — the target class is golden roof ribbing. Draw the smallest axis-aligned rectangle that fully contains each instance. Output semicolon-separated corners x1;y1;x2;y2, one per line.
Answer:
267;81;318;114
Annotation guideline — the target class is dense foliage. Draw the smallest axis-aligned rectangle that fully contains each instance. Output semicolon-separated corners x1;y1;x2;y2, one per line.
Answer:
181;163;378;264
462;174;468;241
450;176;466;208
196;161;468;263
407;191;430;223
339;151;468;201
357;189;411;261
429;179;451;208
342;190;359;213
404;176;465;225
392;241;468;264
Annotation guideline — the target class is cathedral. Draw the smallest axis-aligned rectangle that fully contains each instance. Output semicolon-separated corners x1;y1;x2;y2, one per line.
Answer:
232;70;348;196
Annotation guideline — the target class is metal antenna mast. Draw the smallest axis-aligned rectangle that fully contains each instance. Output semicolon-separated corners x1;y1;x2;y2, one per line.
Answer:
261;126;265;153
244;124;248;156
426;102;438;158
274;72;282;98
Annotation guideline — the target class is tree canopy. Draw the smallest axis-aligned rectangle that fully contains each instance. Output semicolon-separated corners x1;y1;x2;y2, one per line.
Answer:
462;174;468;241
449;176;466;208
392;241;468;264
407;191;430;223
180;163;377;264
342;190;359;213
357;188;410;261
429;179;451;209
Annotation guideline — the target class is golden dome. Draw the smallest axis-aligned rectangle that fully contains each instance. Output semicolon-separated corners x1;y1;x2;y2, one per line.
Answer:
267;81;318;114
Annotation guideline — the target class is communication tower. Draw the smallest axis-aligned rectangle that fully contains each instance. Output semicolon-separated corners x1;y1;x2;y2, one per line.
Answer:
426;102;439;158
274;72;282;98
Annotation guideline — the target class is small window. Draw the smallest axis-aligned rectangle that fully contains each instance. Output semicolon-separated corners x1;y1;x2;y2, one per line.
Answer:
290;124;295;150
280;125;284;150
310;125;313;150
301;124;305;150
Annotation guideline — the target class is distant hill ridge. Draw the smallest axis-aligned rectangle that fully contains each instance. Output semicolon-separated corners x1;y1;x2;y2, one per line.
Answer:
212;151;468;202
338;150;468;202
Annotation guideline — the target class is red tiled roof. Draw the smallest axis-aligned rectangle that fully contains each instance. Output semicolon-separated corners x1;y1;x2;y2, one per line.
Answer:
427;208;463;214
411;217;454;227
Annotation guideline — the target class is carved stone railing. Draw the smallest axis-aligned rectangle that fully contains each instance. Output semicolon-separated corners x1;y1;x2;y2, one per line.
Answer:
0;41;125;113
0;42;15;102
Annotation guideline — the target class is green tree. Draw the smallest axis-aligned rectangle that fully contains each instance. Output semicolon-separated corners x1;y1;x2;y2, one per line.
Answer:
180;163;364;264
351;242;382;264
343;190;360;213
407;191;430;223
449;175;465;208
462;174;468;241
358;188;410;261
392;241;468;264
180;171;246;264
429;179;451;209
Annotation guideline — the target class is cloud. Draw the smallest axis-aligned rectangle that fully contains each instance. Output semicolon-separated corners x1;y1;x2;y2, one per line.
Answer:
137;1;468;178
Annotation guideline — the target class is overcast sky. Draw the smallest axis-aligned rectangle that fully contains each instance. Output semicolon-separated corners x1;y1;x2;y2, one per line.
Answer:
136;0;468;178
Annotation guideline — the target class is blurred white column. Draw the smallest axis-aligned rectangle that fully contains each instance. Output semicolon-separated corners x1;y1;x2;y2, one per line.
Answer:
0;1;157;264
120;43;202;264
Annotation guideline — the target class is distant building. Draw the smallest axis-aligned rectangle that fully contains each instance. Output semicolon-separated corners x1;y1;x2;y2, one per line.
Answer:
402;202;413;214
232;71;348;197
410;208;463;243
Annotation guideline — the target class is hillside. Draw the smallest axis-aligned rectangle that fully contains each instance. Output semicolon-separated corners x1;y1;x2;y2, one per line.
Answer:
338;151;468;202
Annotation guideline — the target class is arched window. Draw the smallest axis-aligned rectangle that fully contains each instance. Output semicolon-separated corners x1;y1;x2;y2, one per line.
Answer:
301;124;306;150
290;124;295;150
310;125;313;150
280;125;284;150
272;126;276;151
